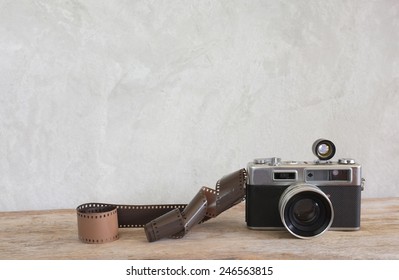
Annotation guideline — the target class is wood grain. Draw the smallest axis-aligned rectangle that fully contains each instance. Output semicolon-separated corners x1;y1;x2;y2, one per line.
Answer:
0;198;398;259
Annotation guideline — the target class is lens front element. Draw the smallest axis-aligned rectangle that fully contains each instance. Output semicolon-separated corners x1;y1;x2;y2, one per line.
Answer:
279;184;333;239
292;198;320;224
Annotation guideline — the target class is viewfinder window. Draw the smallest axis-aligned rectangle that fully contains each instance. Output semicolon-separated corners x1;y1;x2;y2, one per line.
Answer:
306;169;351;182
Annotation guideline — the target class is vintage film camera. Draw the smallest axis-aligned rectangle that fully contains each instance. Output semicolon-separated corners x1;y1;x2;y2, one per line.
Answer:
246;139;365;238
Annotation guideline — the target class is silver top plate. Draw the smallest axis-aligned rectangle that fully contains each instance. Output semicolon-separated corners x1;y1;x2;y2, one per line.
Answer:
247;159;362;186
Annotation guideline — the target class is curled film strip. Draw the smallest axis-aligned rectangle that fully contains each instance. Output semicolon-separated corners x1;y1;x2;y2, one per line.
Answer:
77;168;247;243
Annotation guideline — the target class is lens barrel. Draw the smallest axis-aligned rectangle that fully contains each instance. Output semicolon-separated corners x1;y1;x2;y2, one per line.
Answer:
279;184;334;239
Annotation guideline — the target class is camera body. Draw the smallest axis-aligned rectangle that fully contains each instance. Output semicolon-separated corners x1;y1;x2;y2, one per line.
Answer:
246;155;363;238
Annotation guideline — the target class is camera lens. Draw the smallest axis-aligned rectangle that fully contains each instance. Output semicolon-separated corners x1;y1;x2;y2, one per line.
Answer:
312;139;336;160
279;184;333;239
292;198;319;224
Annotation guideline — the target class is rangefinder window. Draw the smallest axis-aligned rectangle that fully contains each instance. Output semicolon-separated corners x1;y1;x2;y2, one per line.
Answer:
273;171;297;181
306;169;351;182
329;169;351;181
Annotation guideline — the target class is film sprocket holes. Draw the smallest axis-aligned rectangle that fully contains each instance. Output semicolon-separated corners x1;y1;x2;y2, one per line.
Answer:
246;139;364;239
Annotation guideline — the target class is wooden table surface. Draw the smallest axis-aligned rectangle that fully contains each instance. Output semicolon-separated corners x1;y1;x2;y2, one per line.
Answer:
0;198;398;260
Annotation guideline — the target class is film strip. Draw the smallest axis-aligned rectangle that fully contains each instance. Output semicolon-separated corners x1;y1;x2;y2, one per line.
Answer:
77;168;247;243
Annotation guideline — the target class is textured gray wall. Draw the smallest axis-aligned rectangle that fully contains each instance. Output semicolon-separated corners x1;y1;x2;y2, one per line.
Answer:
1;0;398;211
